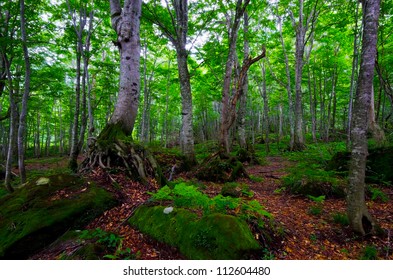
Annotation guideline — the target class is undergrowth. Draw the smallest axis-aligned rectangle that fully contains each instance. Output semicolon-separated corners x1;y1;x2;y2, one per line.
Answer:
149;182;272;227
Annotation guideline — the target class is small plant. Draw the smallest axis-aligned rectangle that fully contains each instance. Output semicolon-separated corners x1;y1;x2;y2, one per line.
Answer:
249;175;264;183
104;244;140;260
309;234;318;243
79;228;121;249
368;186;389;203
262;248;275;260
273;187;286;194
332;212;349;226
360;245;378;260
307;195;325;216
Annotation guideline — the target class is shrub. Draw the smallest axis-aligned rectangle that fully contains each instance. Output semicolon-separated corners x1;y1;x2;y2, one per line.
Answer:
282;163;346;198
150;183;271;224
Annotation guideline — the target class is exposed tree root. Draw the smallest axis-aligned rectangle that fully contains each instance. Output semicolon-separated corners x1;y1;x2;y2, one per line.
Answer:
80;139;166;186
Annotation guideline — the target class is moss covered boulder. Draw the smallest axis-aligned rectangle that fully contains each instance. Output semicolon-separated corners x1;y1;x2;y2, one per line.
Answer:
0;174;117;259
129;205;260;259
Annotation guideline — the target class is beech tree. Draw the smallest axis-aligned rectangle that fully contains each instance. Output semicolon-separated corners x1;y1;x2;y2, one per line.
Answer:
143;0;196;164
81;0;164;184
347;0;380;236
219;0;265;153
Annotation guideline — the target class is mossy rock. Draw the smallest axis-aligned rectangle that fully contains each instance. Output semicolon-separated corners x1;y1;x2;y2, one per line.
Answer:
129;205;260;259
153;149;191;177
0;173;117;259
195;154;248;182
236;148;260;165
327;147;393;185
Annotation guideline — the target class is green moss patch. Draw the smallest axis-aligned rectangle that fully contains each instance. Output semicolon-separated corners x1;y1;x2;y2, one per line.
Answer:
129;206;260;259
0;173;117;259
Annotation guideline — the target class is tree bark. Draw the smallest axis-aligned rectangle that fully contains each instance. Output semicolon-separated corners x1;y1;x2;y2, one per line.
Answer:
347;0;380;236
3;52;16;192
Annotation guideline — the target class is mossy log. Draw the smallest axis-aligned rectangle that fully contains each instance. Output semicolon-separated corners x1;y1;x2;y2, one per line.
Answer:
0;173;116;259
79;123;166;186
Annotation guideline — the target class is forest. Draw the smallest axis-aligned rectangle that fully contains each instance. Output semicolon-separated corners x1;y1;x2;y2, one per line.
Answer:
0;0;392;260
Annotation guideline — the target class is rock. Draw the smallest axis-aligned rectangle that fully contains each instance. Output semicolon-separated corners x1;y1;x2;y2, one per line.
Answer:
163;207;174;214
129;205;261;259
36;177;50;186
0;173;117;259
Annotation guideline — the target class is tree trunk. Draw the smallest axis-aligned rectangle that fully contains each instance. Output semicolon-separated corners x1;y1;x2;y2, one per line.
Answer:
17;0;30;184
67;3;86;172
347;0;380;236
3;53;16;193
289;0;319;150
347;1;361;151
108;0;141;135
141;41;150;143
220;1;247;153
80;0;165;186
276;15;295;149
237;12;249;149
260;60;270;153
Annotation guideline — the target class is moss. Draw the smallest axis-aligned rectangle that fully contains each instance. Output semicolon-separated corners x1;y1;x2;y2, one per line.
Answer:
96;122;127;148
129;206;260;259
0;173;117;259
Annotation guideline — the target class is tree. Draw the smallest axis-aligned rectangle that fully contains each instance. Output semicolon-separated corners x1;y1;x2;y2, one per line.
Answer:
81;0;164;185
347;0;380;236
237;11;250;149
289;0;319;150
219;0;265;153
143;0;196;164
17;0;31;184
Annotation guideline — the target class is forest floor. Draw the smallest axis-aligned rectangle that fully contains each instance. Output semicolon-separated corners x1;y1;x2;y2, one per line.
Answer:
27;155;393;260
